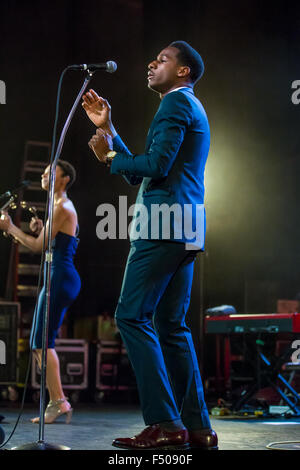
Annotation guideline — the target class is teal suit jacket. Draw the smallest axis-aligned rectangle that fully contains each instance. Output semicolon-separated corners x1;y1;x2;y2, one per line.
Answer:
111;87;210;249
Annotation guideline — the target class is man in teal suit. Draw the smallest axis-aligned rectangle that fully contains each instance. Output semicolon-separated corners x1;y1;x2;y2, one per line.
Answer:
83;41;218;450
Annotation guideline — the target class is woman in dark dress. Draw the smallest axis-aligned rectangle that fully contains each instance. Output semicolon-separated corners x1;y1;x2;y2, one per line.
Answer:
0;160;81;423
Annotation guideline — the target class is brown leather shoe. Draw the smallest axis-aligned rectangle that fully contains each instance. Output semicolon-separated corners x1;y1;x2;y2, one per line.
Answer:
188;429;218;450
112;424;189;450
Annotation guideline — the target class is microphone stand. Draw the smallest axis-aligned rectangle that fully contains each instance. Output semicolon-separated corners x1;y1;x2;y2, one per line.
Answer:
12;69;95;451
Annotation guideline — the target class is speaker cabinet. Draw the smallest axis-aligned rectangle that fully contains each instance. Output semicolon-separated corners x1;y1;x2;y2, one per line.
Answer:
0;302;20;384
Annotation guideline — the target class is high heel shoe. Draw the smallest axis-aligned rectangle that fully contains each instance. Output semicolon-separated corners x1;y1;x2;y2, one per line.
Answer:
31;397;73;424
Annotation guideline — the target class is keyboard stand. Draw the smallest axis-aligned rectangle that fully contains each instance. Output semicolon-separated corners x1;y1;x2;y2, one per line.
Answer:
232;341;300;416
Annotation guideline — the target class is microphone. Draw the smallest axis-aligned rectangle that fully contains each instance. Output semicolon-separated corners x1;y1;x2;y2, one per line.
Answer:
0;180;30;200
69;61;117;73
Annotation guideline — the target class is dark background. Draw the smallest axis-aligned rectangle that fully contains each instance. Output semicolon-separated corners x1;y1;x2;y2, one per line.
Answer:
0;0;300;368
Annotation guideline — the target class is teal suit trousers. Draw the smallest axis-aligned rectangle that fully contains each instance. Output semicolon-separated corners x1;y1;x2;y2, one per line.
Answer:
115;239;211;430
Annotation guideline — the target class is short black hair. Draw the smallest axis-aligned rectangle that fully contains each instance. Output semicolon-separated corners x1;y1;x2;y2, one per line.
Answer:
57;160;76;190
169;40;204;84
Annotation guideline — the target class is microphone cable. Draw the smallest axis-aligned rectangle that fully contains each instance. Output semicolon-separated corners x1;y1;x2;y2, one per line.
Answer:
0;66;70;449
0;199;48;449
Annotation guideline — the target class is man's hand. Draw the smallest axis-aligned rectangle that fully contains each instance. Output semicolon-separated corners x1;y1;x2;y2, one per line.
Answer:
82;89;114;133
88;128;113;163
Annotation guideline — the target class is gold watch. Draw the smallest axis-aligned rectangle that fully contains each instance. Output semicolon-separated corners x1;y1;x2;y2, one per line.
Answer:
105;150;117;167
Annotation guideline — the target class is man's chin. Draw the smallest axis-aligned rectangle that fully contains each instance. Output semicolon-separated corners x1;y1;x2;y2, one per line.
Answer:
147;82;160;94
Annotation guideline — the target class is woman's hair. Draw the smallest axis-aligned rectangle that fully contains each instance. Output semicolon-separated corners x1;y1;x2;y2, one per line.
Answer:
57;160;76;190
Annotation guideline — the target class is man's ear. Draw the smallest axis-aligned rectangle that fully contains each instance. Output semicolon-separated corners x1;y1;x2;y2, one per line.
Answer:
177;66;191;79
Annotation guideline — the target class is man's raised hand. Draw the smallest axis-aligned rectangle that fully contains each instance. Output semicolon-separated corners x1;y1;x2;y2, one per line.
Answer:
82;89;113;131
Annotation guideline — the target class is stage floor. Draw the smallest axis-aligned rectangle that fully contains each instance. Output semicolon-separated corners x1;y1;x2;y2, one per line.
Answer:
1;403;300;451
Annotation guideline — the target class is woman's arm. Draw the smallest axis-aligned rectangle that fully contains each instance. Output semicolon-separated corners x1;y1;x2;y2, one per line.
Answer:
29;217;44;236
1;204;69;253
